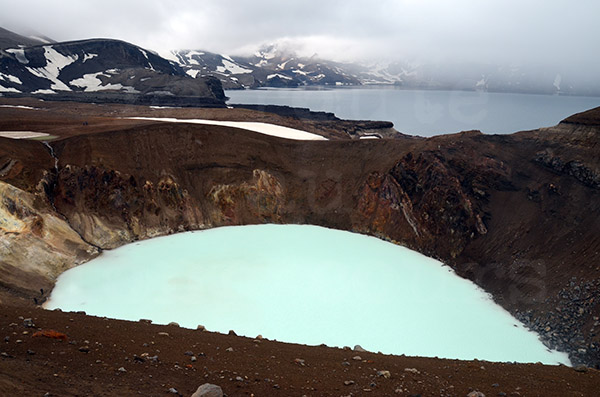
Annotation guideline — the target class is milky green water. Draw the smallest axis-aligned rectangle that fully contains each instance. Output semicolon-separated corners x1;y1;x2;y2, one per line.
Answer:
46;224;570;365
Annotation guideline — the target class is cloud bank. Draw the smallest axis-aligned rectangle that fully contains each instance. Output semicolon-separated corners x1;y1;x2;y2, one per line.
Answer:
1;0;599;74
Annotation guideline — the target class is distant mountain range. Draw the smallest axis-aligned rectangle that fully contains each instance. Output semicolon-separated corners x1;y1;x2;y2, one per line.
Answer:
163;43;600;96
1;27;599;100
161;45;412;90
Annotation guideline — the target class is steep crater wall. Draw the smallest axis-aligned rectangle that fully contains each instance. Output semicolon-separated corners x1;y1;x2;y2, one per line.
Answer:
1;118;599;367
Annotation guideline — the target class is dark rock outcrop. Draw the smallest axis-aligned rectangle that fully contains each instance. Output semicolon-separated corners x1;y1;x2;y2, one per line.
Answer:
534;150;600;189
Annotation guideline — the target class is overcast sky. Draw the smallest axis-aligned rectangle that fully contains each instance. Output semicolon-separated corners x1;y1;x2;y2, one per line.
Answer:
1;0;599;71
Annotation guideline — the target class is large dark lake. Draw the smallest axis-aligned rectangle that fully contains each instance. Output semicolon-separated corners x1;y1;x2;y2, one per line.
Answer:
226;87;600;137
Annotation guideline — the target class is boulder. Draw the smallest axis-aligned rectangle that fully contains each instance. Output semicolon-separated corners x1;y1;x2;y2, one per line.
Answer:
191;383;223;397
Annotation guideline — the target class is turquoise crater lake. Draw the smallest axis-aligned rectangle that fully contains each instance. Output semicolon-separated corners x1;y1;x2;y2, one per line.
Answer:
46;224;570;365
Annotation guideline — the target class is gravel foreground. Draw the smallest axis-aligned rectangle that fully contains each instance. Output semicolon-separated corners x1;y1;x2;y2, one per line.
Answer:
1;303;598;397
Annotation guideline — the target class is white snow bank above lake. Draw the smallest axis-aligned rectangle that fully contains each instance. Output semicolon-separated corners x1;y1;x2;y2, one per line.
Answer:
46;224;570;365
0;131;49;139
0;105;38;110
128;117;328;141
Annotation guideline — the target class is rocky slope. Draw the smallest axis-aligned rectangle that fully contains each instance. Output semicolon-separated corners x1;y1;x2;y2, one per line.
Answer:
0;28;226;106
0;100;599;369
0;26;51;50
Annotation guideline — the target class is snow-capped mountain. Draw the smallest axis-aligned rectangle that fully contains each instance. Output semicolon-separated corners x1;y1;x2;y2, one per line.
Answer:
165;44;361;89
1;25;597;99
166;43;600;96
0;28;226;105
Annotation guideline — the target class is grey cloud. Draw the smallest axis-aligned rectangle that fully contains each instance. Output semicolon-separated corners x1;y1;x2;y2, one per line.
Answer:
0;0;598;76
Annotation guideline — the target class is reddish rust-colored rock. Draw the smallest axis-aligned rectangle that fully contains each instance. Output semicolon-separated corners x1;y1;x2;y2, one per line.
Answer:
32;329;68;341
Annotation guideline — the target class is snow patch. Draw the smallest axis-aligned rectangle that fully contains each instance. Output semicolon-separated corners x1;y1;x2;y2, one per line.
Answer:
0;73;22;85
139;50;156;71
0;131;49;139
32;89;56;94
128;117;328;141
145;91;174;96
255;47;277;60
475;76;488;90
0;105;38;110
182;51;206;66
224;59;252;74
0;85;20;93
186;69;200;78
221;54;234;62
156;50;179;64
82;53;98;63
219;59;252;74
121;86;139;93
26;46;78;91
553;74;562;91
267;73;292;80
277;60;291;70
70;72;138;93
6;48;29;64
43;46;78;72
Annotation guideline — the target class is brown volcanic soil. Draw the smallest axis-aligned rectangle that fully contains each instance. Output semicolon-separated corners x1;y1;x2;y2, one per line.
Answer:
0;97;400;140
1;97;600;394
1;304;599;397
